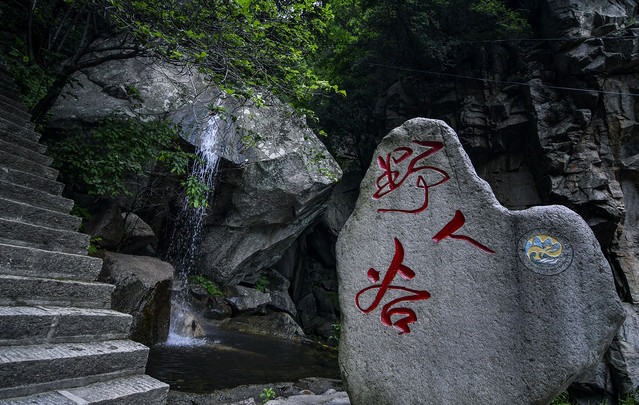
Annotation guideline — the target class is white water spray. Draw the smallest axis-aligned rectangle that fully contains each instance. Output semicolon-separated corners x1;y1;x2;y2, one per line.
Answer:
165;113;223;346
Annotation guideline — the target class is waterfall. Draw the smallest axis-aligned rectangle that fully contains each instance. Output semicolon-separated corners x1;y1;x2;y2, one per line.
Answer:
165;113;222;346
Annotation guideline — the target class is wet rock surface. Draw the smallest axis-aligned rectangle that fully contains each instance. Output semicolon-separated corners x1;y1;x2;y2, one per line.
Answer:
166;378;345;405
337;119;625;405
99;251;173;346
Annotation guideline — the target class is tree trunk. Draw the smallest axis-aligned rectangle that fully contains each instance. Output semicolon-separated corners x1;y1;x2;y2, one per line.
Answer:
29;67;72;125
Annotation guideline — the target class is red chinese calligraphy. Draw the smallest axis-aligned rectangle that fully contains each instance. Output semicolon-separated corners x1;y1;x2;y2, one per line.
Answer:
373;140;450;214
432;210;495;254
355;238;431;335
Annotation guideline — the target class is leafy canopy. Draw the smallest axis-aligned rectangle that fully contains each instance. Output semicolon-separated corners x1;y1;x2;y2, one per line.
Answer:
106;0;337;101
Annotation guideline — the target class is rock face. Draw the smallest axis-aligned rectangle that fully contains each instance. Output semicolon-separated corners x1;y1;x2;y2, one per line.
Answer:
346;2;639;398
337;119;625;404
99;252;174;346
194;96;342;285
50;56;342;291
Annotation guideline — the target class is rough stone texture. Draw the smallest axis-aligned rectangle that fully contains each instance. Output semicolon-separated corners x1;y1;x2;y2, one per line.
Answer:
329;3;639;399
99;252;173;346
222;285;271;315
49;56;342;289
607;303;639;395
50;58;201;128
167;378;344;405
120;212;158;255
169;307;206;339
85;202;125;250
220;312;305;340
264;390;350;405
195;96;342;285
337;119;625;405
539;0;637;38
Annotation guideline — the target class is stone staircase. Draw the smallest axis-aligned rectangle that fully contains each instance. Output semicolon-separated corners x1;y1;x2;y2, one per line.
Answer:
0;63;169;403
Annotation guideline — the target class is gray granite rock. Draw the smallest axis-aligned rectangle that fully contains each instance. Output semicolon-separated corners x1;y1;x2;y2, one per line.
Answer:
223;285;271;314
336;118;625;405
196;96;342;285
220;312;305;340
608;303;639;396
99;252;173;345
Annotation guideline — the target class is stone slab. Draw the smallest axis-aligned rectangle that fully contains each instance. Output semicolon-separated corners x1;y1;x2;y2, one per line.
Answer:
0;306;132;345
0;274;113;309
0;243;102;281
336;118;625;405
0;179;72;214
0;166;64;196
0;197;81;231
0;218;89;255
0;340;149;399
0;150;58;181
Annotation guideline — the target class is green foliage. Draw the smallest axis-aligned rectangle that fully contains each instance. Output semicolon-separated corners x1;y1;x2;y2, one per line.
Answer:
255;276;270;293
87;237;102;255
260;387;276;403
181;175;210;209
3;40;53;111
101;0;341;105
0;0;340;125
48;114;206;207
328;322;341;347
551;391;570;405
189;275;224;297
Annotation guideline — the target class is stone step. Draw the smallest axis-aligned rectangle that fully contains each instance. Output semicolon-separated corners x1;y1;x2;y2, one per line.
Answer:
0;149;58;181
0;126;47;154
0;197;81;231
0;137;52;167
0;165;65;196
0;242;102;281
0;108;33;129
0;92;28;112
0;218;89;255
0;274;113;309
0;340;149;400
0;306;132;346
0;115;38;143
0;374;169;405
0;95;30;121
0;179;72;213
0;88;22;107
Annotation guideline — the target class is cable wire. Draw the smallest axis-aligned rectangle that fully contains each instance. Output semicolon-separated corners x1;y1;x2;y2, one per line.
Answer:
366;63;639;98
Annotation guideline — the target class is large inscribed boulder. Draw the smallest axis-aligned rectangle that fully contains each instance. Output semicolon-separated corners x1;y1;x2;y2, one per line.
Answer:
336;118;625;404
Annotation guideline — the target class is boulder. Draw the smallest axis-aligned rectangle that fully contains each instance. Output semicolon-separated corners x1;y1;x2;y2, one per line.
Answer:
195;96;342;285
539;0;636;38
336;118;625;405
202;295;233;321
223;285;271;314
221;312;305;340
608;303;639;396
99;252;174;346
169;307;206;339
120;212;158;255
86;202;125;249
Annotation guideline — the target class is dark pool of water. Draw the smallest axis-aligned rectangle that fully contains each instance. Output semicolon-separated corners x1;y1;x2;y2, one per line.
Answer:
145;327;340;393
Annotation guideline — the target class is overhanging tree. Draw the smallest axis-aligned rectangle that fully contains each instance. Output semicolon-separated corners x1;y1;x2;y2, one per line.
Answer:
0;0;337;124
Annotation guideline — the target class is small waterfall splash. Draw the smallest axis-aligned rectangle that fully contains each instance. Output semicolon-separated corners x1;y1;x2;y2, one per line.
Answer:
165;113;222;346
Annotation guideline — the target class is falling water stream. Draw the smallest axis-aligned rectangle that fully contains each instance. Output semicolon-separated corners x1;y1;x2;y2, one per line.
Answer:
164;112;222;346
148;108;339;393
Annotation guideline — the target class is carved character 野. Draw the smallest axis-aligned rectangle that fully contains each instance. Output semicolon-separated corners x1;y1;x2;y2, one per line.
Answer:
373;141;450;214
